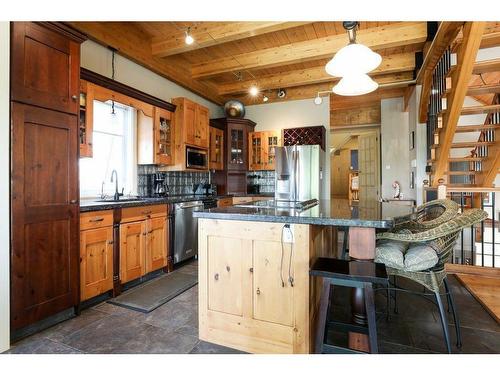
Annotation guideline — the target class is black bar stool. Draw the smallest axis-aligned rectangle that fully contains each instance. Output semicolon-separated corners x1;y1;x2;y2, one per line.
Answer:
310;257;388;354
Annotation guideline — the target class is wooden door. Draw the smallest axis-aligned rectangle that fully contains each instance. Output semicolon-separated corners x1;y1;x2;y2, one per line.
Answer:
184;100;197;146
252;240;294;326
207;236;249;316
227;123;247;171
11;103;79;329
265;131;281;170
120;221;146;283
146;216;168;273
79;80;93;158
154;107;174;165
80;227;113;301
11;22;80;114
196;104;209;148
209;127;224;170
358;132;380;201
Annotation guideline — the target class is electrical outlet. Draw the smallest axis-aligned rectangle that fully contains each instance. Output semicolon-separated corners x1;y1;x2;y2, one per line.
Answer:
283;225;294;243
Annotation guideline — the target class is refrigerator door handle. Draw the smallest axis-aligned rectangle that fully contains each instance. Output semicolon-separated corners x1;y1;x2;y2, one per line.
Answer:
295;149;300;201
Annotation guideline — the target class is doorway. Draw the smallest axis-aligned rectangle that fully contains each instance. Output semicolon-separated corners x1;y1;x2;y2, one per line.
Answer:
330;127;381;201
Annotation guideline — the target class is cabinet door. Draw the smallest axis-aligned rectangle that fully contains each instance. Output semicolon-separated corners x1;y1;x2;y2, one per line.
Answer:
154;107;174;165
184;100;197;146
227;124;247;171
209;127;224;170
11;22;80;115
120;221;146;283
252;240;294;326
11;103;79;329
265;131;281;170
207;236;249;316
196;105;209;148
249;132;264;170
146;216;168;273
80;227;113;301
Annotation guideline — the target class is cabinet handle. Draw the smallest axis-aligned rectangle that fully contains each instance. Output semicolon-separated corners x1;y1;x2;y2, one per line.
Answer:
108;240;114;245
89;217;104;222
249;267;253;273
70;199;77;204
256;287;261;295
214;273;219;281
72;95;78;101
143;232;147;236
148;230;153;234
226;265;230;272
142;210;152;215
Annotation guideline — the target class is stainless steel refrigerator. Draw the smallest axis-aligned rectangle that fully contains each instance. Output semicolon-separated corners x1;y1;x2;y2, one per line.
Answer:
274;145;324;204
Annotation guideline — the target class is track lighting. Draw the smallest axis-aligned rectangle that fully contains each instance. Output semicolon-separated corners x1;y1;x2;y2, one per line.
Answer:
314;94;323;105
263;95;269;102
185;27;194;45
249;86;259;97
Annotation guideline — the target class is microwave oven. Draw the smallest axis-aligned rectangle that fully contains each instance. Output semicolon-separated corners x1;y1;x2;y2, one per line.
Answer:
186;146;208;170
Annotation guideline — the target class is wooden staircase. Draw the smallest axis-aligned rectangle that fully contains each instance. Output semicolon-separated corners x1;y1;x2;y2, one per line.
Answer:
420;22;500;189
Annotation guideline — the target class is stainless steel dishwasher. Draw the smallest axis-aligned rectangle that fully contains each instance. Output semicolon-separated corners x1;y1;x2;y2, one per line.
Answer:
173;200;204;264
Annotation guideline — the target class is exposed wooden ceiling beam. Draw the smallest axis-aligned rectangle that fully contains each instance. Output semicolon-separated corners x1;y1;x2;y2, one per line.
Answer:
453;31;500;51
417;22;464;123
151;22;311;57
432;22;486;186
66;22;224;105
330;86;407;110
217;52;415;95
231;72;413;106
192;22;427;79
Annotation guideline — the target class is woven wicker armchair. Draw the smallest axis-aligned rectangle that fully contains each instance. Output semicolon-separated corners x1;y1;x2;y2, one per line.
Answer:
376;208;488;353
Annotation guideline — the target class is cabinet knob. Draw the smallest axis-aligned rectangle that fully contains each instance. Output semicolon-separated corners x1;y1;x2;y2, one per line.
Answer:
108;240;114;245
70;199;77;204
72;95;78;101
226;265;230;272
214;273;219;281
249;267;253;273
256;287;261;295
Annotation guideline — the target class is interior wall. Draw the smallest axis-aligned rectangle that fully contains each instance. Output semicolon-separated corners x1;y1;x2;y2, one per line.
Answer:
245;98;331;198
81;40;224;118
330;138;358;197
0;22;10;352
381;97;410;199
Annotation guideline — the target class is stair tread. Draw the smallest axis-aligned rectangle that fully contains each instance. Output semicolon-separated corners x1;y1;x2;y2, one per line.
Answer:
455;124;499;132
447;58;500;77
445;170;478;175
431;141;495;149
443;83;500;98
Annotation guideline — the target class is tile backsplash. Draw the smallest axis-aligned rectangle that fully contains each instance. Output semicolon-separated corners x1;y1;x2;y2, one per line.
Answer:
246;170;275;194
137;165;209;196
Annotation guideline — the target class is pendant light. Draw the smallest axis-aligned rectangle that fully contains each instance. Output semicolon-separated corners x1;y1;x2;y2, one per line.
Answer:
326;22;381;96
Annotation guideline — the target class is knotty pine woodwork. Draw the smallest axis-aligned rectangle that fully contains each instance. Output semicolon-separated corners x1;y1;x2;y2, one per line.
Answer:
432;22;487;186
120;221;147;283
330;104;381;127
198;219;333;353
209;126;224;170
192;22;427;79
79;80;94;158
80;210;113;231
138;107;174;165
248;130;282;171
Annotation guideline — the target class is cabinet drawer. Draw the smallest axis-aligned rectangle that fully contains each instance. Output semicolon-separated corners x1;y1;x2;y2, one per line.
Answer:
121;204;167;223
217;197;233;207
232;196;253;205
80;210;113;230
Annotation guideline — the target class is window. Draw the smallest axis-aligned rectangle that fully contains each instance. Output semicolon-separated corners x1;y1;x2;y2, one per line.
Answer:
80;100;137;198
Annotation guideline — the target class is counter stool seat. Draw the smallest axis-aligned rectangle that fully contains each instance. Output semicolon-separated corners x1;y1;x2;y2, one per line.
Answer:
310;257;388;354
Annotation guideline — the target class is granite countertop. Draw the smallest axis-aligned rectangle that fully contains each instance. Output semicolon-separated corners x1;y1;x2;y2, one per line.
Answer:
80;195;214;212
193;198;414;228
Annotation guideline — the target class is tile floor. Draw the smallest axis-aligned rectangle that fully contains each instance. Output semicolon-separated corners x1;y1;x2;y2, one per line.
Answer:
6;260;500;354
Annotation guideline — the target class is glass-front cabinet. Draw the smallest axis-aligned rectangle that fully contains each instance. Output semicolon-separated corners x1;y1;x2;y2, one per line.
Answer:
79;80;94;158
209;126;224;170
154;107;173;165
228;126;246;170
248;130;281;170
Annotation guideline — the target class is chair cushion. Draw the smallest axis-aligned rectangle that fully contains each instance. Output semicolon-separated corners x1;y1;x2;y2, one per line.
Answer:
375;240;439;272
375;239;408;270
404;243;439;271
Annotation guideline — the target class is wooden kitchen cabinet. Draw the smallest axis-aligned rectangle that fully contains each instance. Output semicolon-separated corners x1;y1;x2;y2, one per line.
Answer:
80;226;114;302
146;216;168;273
196;105;210;148
79;80;94;158
120;220;147;283
248;130;282;171
138;107;174;165
209;126;224;170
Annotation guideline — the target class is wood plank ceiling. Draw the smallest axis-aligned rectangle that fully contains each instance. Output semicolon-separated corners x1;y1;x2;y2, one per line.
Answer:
67;21;498;107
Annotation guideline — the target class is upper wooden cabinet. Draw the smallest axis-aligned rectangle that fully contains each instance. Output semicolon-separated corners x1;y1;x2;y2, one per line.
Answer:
11;22;83;115
209;126;224;170
248;130;282;171
138;107;174;165
79;80;94;158
172;97;209;149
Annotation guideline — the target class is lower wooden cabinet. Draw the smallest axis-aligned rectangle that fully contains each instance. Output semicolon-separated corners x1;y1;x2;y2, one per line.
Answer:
80;226;114;301
120;214;168;283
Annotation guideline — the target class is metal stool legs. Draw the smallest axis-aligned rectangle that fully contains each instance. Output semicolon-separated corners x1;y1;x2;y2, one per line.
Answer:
443;277;462;348
435;289;452;354
364;283;378;354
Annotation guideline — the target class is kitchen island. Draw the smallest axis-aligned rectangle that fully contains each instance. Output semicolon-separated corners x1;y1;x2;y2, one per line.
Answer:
194;199;412;354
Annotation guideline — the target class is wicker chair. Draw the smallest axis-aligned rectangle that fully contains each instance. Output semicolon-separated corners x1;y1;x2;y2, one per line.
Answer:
376;208;488;353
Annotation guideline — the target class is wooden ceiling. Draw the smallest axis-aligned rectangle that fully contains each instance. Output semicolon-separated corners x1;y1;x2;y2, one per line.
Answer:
67;21;499;106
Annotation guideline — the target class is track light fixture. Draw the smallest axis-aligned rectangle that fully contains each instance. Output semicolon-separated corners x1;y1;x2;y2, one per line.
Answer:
185;27;194;45
249;86;259;97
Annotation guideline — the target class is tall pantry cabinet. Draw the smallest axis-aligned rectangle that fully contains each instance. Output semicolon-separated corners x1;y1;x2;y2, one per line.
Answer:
10;22;85;333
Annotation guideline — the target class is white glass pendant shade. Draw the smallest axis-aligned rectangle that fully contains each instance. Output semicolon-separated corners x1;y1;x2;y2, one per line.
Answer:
332;74;378;96
325;43;382;77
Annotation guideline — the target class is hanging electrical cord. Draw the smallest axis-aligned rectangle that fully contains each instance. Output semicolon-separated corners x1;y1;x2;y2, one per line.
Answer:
280;224;295;288
280;227;286;287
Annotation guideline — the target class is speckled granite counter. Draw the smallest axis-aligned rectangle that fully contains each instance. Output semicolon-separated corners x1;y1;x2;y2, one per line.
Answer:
193;198;413;228
80;195;211;212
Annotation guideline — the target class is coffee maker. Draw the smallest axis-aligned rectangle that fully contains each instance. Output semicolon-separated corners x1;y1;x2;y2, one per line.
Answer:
153;173;167;197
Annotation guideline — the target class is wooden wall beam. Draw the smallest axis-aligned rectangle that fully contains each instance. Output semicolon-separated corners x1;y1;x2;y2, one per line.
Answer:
418;22;464;123
192;22;427;79
432;22;487;187
330;104;381;127
218;53;415;95
330;87;407;110
67;22;225;105
151;22;310;57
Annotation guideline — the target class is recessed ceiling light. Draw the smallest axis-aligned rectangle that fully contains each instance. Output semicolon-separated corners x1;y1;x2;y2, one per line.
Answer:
249;86;259;96
185;27;194;45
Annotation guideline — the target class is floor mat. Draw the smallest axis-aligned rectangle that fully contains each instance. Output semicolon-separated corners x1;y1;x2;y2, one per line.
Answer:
108;272;198;313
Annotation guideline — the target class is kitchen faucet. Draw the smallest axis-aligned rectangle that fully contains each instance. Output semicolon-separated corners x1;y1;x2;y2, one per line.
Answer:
110;169;123;201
